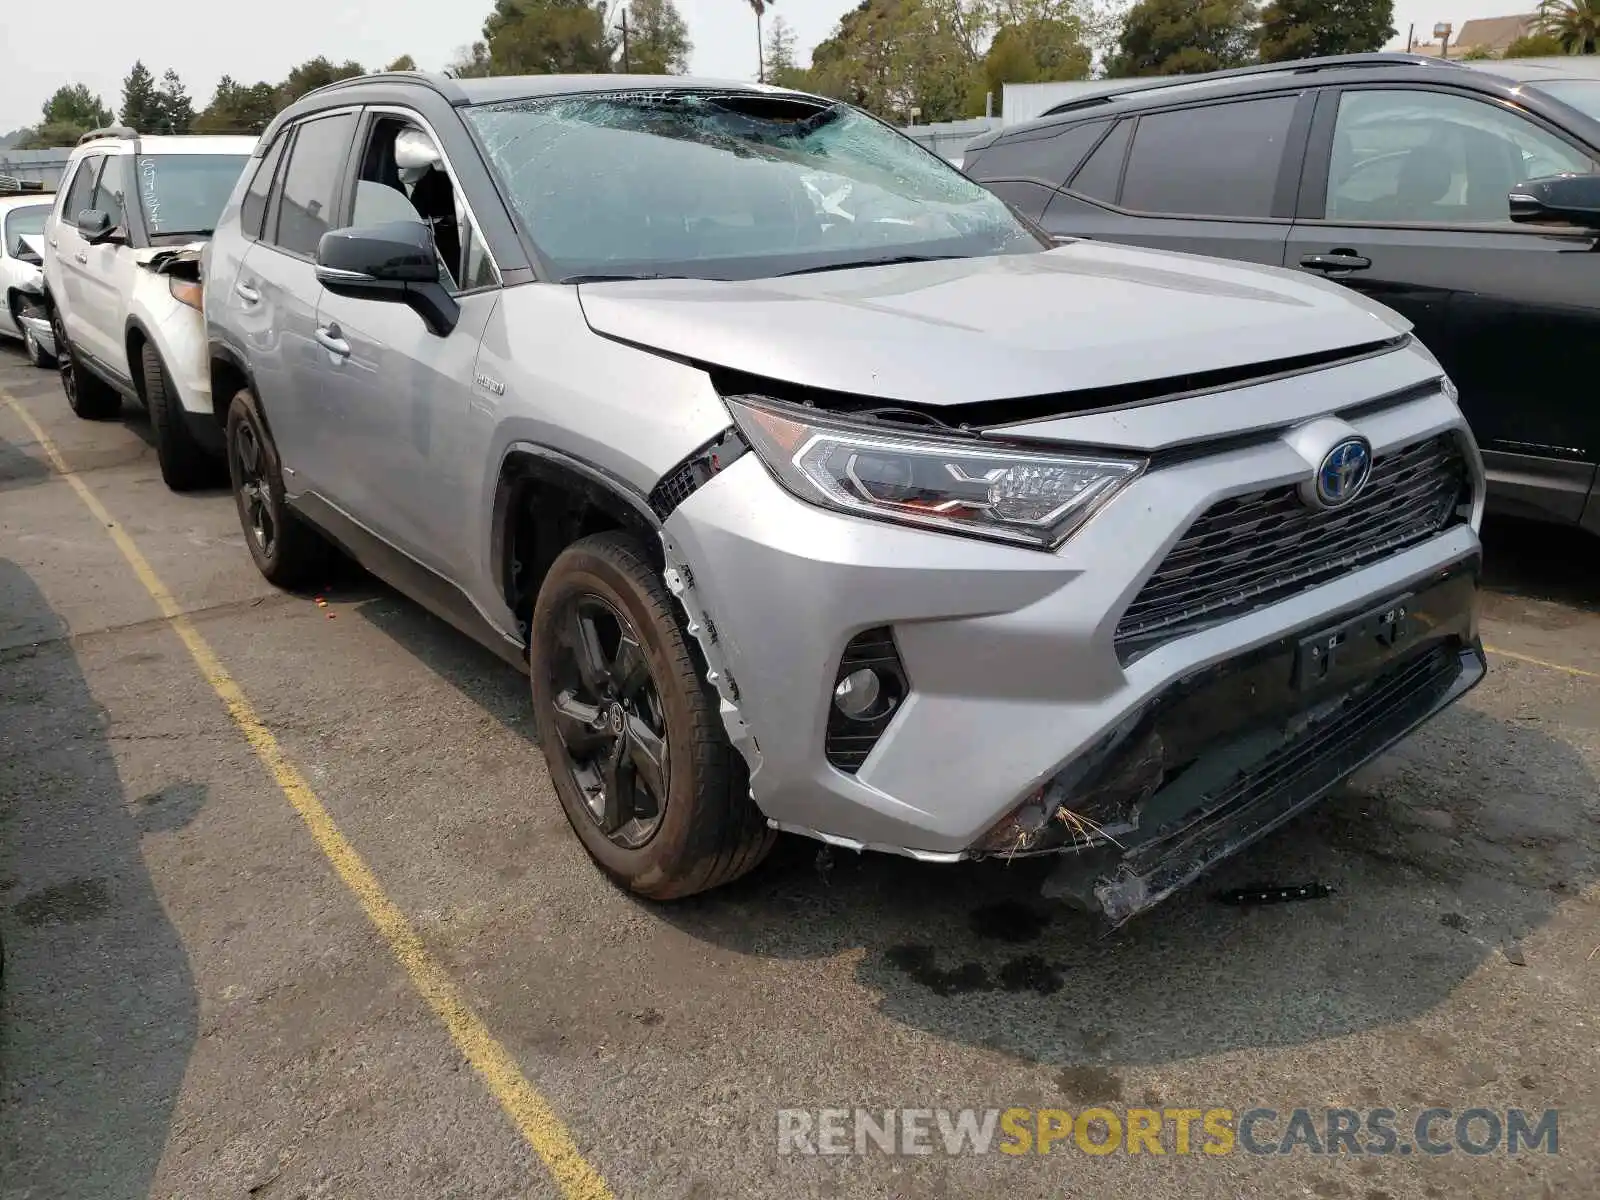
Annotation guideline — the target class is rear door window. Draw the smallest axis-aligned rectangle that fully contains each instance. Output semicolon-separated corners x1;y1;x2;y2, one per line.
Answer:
240;132;289;240
269;111;357;258
1119;96;1299;218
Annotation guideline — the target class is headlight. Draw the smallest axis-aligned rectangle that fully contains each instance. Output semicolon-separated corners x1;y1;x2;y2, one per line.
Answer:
168;276;203;311
726;395;1144;549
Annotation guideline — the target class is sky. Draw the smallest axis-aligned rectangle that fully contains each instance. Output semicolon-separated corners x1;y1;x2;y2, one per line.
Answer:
0;0;1546;134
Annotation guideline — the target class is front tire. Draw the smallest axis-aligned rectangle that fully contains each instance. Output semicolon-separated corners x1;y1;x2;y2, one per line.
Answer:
53;309;120;420
21;322;54;369
530;532;774;899
225;388;331;589
142;343;221;491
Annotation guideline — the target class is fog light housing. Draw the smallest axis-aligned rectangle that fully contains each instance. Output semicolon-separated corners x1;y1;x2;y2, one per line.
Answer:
824;627;907;774
833;668;882;719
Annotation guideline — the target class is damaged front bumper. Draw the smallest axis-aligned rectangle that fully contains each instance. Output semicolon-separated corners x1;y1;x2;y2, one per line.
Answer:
656;354;1485;924
1033;567;1483;926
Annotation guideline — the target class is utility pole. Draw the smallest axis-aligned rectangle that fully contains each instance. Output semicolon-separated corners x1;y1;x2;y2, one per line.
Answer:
620;7;630;72
1406;22;1415;51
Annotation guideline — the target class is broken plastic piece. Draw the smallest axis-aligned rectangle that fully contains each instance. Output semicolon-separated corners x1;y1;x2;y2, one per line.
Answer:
1214;882;1335;907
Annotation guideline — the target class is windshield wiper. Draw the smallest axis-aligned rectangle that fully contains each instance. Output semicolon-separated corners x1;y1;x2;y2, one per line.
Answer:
777;254;965;278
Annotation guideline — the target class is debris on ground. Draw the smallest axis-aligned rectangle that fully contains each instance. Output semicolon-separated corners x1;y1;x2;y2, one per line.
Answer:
1213;882;1335;907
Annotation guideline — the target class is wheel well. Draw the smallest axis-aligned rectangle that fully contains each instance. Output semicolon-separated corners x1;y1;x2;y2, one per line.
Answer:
125;325;149;401
495;453;663;645
210;355;250;425
4;289;23;326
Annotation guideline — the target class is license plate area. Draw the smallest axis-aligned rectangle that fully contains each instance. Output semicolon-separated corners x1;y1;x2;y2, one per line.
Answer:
1293;593;1415;691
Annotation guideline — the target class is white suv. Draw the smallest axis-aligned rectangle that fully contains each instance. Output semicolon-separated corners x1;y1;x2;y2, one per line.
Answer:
0;185;55;367
43;128;255;489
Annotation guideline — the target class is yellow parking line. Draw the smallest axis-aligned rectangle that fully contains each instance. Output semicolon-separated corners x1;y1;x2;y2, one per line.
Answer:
2;392;614;1200
1483;644;1598;680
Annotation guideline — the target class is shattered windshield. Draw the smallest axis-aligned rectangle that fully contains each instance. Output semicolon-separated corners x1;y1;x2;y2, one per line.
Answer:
464;90;1043;282
134;154;250;238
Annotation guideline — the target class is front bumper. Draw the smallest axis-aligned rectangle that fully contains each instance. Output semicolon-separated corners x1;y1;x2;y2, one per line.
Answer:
659;374;1483;876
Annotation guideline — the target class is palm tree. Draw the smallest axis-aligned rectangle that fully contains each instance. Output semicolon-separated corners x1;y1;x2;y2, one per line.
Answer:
1541;0;1600;54
746;0;774;82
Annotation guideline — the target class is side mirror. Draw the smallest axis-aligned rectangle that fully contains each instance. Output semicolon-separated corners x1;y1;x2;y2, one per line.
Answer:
1509;173;1600;231
315;220;459;337
76;208;121;244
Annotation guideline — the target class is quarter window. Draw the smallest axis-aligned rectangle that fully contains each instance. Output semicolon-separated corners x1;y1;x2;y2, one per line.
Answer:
270;112;356;257
1068;119;1131;204
241;132;288;240
1325;89;1599;225
89;156;129;230
1120;96;1299;218
60;156;100;222
969;121;1111;188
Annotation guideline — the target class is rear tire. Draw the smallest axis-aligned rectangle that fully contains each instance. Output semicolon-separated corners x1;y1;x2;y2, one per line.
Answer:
225;388;332;589
530;531;774;899
53;309;120;420
142;343;222;491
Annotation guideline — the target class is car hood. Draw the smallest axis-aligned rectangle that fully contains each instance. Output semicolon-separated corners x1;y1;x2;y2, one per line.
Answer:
576;242;1410;407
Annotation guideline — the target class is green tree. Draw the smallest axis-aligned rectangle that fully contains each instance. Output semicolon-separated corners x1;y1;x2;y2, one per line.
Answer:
807;0;988;122
41;83;114;130
1504;30;1566;55
1108;0;1259;76
445;42;495;77
1258;0;1394;62
1541;0;1600;53
983;0;1092;107
385;54;419;71
482;0;618;74
17;122;98;149
628;0;692;72
154;68;194;134
764;13;806;84
120;61;164;132
193;76;280;134
278;57;367;107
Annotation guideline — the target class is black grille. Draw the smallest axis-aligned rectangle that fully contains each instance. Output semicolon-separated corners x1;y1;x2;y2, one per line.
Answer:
825;627;907;774
1116;434;1469;659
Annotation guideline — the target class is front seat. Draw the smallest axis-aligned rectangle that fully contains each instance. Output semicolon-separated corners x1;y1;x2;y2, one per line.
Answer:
1385;144;1456;222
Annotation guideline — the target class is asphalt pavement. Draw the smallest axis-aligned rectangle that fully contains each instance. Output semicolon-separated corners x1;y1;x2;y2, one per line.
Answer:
0;343;1595;1200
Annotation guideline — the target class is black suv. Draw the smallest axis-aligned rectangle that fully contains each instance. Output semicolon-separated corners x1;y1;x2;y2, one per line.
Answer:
963;53;1600;532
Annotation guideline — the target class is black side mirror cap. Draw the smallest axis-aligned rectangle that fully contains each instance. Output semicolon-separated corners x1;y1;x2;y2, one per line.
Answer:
1509;173;1600;231
315;220;460;337
76;208;120;243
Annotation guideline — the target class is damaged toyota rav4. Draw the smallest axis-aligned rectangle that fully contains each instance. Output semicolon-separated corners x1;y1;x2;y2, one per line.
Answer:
207;73;1487;924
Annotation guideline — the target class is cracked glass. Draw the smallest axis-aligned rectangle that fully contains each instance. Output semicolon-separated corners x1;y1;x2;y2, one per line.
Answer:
465;90;1043;281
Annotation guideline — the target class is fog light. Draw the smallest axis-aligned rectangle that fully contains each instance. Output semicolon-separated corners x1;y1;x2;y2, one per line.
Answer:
833;668;881;719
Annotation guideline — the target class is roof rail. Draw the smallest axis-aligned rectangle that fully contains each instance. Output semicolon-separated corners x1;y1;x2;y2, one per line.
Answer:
76;125;139;145
1039;53;1463;118
298;70;469;106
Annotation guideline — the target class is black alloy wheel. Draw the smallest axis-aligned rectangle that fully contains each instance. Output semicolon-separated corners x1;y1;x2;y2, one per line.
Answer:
230;416;276;560
547;594;670;849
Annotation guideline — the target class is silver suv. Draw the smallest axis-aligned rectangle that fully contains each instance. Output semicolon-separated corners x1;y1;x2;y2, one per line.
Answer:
205;72;1488;923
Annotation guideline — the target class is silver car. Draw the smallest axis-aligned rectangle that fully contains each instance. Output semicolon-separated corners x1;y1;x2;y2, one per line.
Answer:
205;73;1487;923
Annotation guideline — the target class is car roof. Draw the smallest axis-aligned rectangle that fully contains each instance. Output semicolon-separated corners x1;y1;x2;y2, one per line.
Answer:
290;68;813;110
75;133;258;156
978;52;1600;147
0;193;54;211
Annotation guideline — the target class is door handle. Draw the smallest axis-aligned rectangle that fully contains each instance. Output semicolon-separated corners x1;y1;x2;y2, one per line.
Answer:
234;282;260;305
74;251;87;264
1299;251;1371;272
315;324;350;357
49;237;58;248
